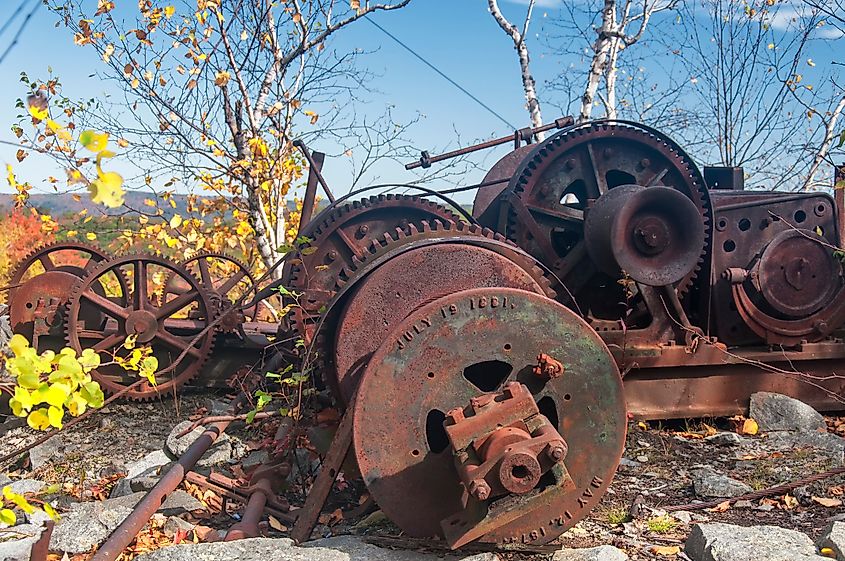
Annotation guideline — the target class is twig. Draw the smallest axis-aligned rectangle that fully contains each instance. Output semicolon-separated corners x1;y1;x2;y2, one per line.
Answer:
0;379;144;467
665;465;845;511
177;411;277;437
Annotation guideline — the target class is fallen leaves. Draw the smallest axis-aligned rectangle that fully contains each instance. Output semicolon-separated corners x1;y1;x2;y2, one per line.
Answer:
812;496;842;508
650;545;681;556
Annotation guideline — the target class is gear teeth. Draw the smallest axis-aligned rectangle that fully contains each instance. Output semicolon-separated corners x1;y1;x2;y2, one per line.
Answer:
65;252;216;402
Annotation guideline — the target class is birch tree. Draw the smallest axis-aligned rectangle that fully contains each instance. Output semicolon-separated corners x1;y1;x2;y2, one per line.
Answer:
43;0;411;274
488;0;544;138
578;0;678;122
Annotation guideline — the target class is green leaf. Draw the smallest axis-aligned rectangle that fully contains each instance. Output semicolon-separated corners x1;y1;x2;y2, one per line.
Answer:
80;381;105;408
300;246;318;256
32;382;71;408
0;508;15;526
837;129;845;148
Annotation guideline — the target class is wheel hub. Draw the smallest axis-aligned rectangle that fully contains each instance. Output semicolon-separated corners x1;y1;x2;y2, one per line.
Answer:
125;310;158;343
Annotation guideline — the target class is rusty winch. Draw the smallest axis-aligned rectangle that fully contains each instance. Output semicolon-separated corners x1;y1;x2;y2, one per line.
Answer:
9;118;845;549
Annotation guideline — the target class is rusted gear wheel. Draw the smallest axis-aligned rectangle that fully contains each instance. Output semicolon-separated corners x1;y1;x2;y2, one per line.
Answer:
65;253;216;401
499;121;711;324
353;287;626;546
320;221;554;403
165;252;258;333
7;242;125;337
283;194;461;345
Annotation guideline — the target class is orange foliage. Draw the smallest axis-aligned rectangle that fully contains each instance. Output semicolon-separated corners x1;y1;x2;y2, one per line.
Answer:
0;208;55;285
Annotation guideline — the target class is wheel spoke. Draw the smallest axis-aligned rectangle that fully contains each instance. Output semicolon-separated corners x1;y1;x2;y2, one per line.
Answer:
81;291;130;320
38;253;55;272
526;203;584;223
156;289;199;320
154;328;203;359
218;269;246;296
134;260;148;310
645;167;670;187
93;332;127;352
198;259;213;288
584;143;608;197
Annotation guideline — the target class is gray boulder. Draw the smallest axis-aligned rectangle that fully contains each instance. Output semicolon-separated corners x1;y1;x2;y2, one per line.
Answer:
552;545;628;560
749;392;826;433
127;450;171;478
0;524;45;561
51;491;204;553
136;536;497;561
818;521;845;560
691;467;752;498
28;435;66;471
705;432;743;447
685;523;829;561
3;480;45;496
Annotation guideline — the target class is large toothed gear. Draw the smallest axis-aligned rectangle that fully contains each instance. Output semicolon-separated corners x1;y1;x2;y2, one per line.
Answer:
495;121;711;325
65;253;216;401
306;220;556;403
6;242;124;337
282;194;461;346
165;252;258;333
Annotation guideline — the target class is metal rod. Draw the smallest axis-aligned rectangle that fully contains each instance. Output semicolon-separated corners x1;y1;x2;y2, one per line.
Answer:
835;164;844;244
90;417;235;561
293;140;335;203
298;150;325;232
404;116;574;170
224;486;268;540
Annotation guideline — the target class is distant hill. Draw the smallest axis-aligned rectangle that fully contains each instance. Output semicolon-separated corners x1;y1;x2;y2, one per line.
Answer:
0;192;302;220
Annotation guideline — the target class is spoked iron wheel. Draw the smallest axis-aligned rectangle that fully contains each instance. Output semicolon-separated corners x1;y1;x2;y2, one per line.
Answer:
66;254;216;401
7;242;126;337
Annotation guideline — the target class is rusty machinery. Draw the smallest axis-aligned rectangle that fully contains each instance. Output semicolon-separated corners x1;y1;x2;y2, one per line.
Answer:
7;118;845;548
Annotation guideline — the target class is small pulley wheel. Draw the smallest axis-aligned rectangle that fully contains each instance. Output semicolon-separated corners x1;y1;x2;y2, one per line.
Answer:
353;287;625;546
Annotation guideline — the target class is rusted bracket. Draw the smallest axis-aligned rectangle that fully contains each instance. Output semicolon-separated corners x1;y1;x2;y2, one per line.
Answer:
290;397;354;543
293;140;335;204
28;521;54;561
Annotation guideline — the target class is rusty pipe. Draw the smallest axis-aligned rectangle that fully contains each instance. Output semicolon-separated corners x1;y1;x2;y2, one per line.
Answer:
224;485;268;540
298;150;325;233
293;140;335;203
90;418;234;561
404;116;574;170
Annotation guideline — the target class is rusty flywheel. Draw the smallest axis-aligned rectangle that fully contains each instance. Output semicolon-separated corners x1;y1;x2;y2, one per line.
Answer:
353;287;626;546
495;121;711;324
283;194;461;345
7;242;125;338
326;224;555;403
65;253;216;401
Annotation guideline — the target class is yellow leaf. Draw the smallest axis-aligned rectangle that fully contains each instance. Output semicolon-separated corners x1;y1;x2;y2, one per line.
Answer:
215;70;231;87
0;508;15;526
812;496;842;508
3;486;34;514
165;5;176;18
47;405;64;429
170;214;183;228
821;547;837;558
10;333;29;357
88;171;125;208
117;137;129;148
27;408;51;431
80;130;109;152
741;418;758;435
42;502;59;521
28;104;49;121
86;232;98;241
783;494;799;509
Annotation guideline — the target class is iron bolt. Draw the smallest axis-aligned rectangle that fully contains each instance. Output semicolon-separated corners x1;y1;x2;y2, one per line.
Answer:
399;218;409;229
639;158;651;169
547;442;566;462
469;479;491;501
533;353;564;379
564;159;576;171
326;250;338;262
357;224;370;236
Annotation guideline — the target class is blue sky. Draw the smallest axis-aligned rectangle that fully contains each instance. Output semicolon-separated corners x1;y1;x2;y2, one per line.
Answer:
0;0;842;203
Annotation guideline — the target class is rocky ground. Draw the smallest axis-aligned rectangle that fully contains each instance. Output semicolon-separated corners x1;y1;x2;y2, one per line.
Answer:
1;390;844;561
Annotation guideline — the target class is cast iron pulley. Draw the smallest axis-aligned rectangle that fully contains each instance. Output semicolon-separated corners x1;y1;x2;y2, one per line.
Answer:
329;238;553;403
490;121;711;324
353;287;626;547
65;253;216;400
584;185;706;286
